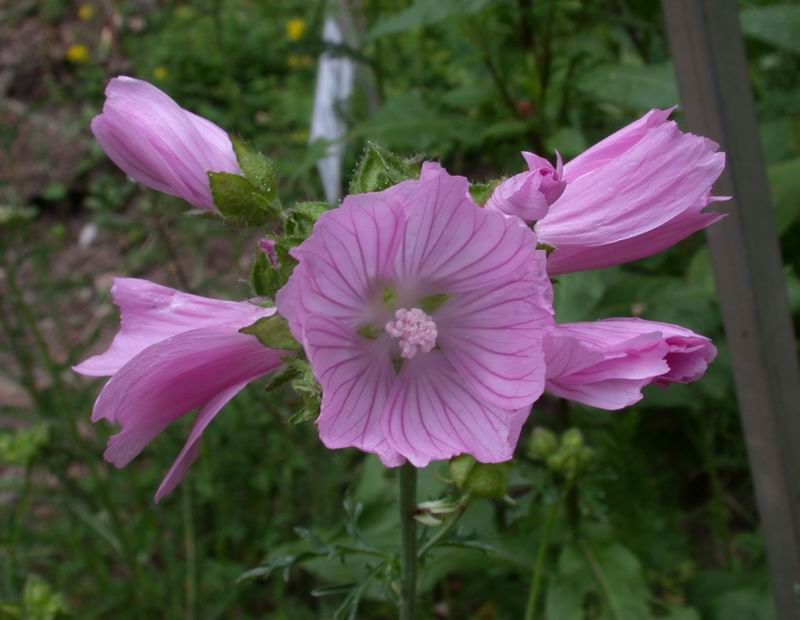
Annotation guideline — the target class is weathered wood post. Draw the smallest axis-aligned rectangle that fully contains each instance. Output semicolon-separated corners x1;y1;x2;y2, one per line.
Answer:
662;1;800;616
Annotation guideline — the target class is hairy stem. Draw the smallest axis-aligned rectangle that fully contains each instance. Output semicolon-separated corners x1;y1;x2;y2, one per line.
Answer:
524;490;562;620
398;463;417;620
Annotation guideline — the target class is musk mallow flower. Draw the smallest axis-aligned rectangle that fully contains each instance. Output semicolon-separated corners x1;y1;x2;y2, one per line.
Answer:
485;151;566;222
276;163;554;467
489;108;726;274
91;76;241;211
543;318;716;410
74;278;284;501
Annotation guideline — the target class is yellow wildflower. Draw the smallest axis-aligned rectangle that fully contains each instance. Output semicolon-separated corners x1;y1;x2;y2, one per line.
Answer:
286;18;306;41
77;3;94;20
66;44;90;63
153;65;169;80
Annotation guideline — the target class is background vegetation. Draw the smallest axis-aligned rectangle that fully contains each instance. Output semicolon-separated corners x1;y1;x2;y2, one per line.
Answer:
1;0;799;618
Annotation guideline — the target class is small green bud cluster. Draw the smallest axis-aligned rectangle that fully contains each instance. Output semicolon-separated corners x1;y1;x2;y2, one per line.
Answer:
527;427;595;480
449;454;510;499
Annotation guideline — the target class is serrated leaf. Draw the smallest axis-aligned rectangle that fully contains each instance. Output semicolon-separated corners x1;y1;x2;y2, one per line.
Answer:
240;314;300;351
209;171;280;227
349;142;420;194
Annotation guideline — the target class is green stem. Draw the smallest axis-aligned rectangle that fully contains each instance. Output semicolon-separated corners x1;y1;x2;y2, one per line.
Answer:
417;496;471;560
524;490;563;620
398;463;417;620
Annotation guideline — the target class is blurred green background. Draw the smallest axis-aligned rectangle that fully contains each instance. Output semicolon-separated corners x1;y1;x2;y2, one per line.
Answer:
1;0;799;618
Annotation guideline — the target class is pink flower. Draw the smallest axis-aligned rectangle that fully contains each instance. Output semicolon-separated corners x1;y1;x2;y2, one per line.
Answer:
74;278;284;501
276;163;554;467
543;318;717;409
531;108;726;274
91;76;241;211
486;152;566;222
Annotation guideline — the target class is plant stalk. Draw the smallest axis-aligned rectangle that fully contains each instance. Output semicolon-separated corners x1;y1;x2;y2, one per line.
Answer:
524;489;563;620
398;462;417;620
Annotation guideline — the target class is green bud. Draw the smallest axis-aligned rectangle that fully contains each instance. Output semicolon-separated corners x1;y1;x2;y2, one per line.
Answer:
349;142;420;194
449;454;510;499
561;428;584;451
529;427;559;460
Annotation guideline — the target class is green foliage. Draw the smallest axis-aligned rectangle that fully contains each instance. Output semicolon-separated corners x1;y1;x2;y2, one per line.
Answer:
348;142;420;194
209;171;280;227
741;4;800;55
240;314;301;351
449;455;510;499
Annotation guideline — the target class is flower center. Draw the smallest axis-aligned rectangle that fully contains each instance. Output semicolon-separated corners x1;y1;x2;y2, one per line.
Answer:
385;307;438;359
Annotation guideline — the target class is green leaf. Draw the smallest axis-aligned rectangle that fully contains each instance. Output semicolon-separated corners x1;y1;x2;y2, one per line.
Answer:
0;423;50;466
21;575;69;620
240;314;301;351
741;5;800;55
469;180;500;206
768;157;800;234
209;171;280;227
368;0;493;39
349;142;420;194
231;135;279;197
578;62;678;110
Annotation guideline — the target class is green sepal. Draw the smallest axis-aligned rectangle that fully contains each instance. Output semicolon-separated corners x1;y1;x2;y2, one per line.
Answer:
264;362;301;392
449;454;510;499
240;314;301;351
349;142;420;194
284;201;332;237
419;293;450;314
209;171;281;227
469;179;502;206
536;242;557;255
285;358;321;424
250;250;280;297
231;136;280;198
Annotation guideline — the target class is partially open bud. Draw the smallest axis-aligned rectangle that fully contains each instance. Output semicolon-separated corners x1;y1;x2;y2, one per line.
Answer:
485;152;565;223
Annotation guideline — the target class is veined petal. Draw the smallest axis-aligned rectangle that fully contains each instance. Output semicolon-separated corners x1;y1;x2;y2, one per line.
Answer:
97;324;284;467
546;195;727;275
436;273;552;409
154;380;250;502
277;191;405;339
383;351;517;467
74;278;271;376
396;167;540;293
303;314;401;465
544;318;715;409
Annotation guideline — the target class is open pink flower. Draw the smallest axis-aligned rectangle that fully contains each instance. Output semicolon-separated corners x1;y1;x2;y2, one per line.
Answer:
513;108;726;274
91;76;240;211
74;278;284;501
486;152;565;222
544;318;716;409
276;163;554;467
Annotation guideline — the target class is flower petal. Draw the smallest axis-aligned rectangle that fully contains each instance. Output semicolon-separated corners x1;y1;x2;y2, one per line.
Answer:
74;278;271;377
396;167;540;293
436;272;552;409
154;379;251;502
303;314;402;465
383;351;517;467
277;190;406;341
97;324;283;467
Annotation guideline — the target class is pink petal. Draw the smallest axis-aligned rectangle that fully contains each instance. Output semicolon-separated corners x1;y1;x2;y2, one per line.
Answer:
436;273;552;409
96;324;283;467
544;318;715;409
276;190;406;342
547;195;727;275
383;351;517;467
92;76;239;210
303;314;402;465
74;278;271;377
396;168;540;293
154;379;250;502
536;109;725;273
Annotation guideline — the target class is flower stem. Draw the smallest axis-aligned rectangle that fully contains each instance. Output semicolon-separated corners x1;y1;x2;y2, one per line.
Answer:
398;462;417;620
524;490;563;620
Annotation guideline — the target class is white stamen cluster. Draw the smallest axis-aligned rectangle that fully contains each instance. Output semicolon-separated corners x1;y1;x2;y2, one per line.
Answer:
385;307;438;359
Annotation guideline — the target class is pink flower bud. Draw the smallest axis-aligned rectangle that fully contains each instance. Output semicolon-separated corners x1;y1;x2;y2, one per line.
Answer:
486;152;565;223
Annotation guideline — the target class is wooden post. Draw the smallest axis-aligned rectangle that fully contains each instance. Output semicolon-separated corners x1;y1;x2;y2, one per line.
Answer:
662;2;800;616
